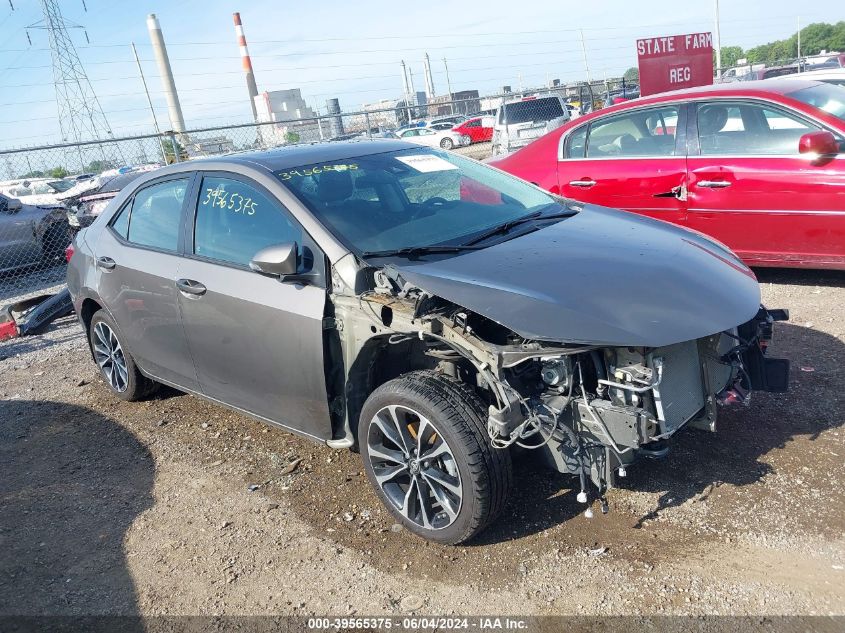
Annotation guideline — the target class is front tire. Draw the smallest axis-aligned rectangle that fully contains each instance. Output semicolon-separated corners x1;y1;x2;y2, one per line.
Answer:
88;310;158;401
440;137;454;150
359;371;512;544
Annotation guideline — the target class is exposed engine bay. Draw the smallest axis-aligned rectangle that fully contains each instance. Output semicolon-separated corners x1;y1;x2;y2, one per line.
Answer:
326;253;790;513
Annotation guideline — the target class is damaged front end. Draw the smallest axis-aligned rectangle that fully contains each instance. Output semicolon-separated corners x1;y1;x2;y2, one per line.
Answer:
328;254;789;511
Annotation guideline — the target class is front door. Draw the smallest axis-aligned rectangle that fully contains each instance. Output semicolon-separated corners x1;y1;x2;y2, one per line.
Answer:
686;99;845;267
176;173;332;440
94;176;200;390
558;103;688;226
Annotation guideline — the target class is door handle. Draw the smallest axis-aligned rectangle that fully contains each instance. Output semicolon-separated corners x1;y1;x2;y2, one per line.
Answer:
96;256;116;271
569;179;596;187
176;279;207;296
696;180;731;188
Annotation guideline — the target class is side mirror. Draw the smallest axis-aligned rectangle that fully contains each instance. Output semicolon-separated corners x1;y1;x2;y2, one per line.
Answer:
249;242;298;277
8;198;22;212
799;130;839;157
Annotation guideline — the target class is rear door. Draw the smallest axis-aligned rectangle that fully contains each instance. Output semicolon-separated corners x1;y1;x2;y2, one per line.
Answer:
0;195;40;268
686;99;845;267
176;172;332;440
94;175;200;390
557;103;688;226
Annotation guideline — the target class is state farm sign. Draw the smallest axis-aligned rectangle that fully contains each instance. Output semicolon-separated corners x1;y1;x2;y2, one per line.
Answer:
636;32;714;96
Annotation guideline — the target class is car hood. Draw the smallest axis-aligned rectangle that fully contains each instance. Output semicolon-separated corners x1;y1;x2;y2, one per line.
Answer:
389;204;761;347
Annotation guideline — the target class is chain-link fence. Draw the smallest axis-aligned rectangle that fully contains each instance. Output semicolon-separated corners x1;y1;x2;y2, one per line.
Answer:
0;81;632;303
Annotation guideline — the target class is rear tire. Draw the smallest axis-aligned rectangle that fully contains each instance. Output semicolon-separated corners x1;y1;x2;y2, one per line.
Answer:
88;309;159;401
440;137;454;150
359;371;512;544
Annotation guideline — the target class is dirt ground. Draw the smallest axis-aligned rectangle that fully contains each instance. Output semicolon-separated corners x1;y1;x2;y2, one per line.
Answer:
1;268;843;618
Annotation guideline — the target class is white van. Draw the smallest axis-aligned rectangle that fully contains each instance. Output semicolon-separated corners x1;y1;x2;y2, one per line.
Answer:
491;94;570;156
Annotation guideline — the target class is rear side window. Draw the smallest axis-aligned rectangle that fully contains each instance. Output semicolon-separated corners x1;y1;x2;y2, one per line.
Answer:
110;203;130;238
499;98;564;124
586;106;679;158
565;126;588;158
194;176;302;267
125;179;188;251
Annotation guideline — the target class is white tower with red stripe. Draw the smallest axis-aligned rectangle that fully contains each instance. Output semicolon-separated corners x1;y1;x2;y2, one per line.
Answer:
233;12;259;121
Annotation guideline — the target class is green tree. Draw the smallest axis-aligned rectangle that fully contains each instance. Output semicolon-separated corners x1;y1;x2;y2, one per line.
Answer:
85;159;116;174
744;21;845;64
163;139;187;164
47;166;69;178
20;170;45;178
623;66;639;82
284;131;301;144
715;45;745;71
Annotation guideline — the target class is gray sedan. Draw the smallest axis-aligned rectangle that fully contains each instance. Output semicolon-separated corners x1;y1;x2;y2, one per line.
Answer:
67;140;788;544
0;192;70;274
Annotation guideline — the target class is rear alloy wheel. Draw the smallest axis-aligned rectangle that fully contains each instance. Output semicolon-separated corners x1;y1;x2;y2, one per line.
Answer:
440;137;454;150
88;309;158;401
359;371;512;544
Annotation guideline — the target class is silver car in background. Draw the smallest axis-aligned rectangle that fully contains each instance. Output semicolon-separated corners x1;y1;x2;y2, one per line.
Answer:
67;140;788;544
491;94;571;156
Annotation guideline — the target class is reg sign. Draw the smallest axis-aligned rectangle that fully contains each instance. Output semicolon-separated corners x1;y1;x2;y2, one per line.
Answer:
637;32;714;96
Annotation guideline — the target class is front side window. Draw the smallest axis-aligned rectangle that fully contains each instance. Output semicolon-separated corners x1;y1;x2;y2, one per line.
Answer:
125;179;188;251
194;176;302;267
277;148;564;254
697;101;819;155
586;106;679;158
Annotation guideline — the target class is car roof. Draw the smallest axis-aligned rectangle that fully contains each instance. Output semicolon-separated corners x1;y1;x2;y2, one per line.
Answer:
186;138;420;172
574;79;828;119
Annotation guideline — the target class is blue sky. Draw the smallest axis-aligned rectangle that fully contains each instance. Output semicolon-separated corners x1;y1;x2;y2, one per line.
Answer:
0;0;840;148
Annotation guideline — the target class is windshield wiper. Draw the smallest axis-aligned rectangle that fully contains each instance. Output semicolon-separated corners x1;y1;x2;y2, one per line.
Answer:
464;206;578;246
360;244;484;260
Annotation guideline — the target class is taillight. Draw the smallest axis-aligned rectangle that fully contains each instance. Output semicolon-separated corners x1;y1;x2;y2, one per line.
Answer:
65;244;75;262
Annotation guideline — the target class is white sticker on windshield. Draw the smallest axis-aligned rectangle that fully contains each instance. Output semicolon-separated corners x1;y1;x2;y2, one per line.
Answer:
395;154;459;173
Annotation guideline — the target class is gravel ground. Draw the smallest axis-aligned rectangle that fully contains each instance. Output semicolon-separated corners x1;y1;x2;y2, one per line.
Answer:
1;268;843;618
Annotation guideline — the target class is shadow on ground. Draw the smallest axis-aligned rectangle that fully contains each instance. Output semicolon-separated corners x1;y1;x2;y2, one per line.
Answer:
0;400;153;618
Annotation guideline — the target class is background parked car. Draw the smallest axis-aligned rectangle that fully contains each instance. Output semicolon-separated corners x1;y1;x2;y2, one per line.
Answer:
775;67;845;87
0;191;70;274
393;126;470;149
60;169;152;232
491;79;845;270
491;94;570;156
0;178;75;206
452;116;494;143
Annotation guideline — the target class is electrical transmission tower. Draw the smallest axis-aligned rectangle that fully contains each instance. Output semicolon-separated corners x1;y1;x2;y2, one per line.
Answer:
28;0;123;166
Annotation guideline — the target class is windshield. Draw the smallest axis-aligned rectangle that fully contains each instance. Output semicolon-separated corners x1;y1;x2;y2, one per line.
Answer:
787;83;845;122
277;147;563;254
498;97;564;125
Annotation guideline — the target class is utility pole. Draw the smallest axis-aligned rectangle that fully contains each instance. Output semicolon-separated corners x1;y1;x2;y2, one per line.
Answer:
579;29;592;86
797;15;802;69
131;42;167;163
443;57;454;114
714;0;722;78
400;60;413;123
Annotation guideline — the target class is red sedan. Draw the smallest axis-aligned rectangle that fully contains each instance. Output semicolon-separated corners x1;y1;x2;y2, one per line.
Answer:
452;116;493;144
492;80;845;270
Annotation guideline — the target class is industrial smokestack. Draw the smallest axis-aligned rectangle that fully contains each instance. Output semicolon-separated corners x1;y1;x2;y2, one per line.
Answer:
233;12;259;121
146;13;185;133
423;53;436;99
326;98;343;138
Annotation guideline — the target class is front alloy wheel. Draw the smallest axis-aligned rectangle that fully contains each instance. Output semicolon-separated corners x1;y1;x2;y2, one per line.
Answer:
367;404;463;530
440;137;454;150
359;371;512;544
